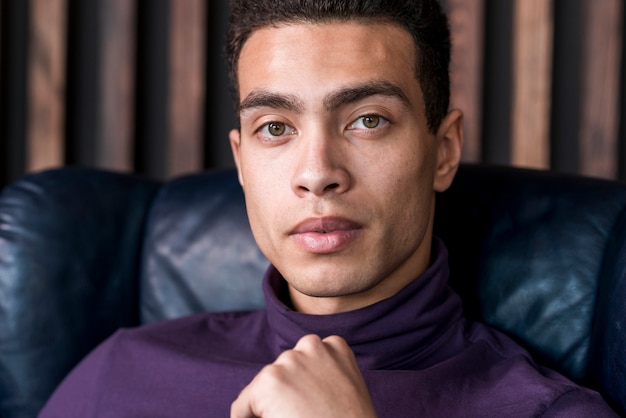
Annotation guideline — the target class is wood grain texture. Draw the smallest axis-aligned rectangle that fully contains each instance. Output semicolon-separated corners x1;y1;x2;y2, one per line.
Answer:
0;4;2;129
98;0;136;171
27;0;66;171
511;0;553;169
168;0;206;177
447;0;485;163
4;1;626;186
579;0;623;179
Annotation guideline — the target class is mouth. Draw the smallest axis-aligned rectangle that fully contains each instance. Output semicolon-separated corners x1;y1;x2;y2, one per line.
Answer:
289;217;363;254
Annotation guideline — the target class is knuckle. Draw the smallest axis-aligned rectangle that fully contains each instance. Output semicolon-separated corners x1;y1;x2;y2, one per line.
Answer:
295;334;324;350
322;335;350;350
259;363;289;389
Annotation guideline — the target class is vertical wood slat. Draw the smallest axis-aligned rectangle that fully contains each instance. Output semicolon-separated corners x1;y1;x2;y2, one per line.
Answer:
480;0;514;165
550;0;583;175
447;0;485;163
511;0;553;169
579;0;623;179
1;1;29;185
4;2;626;186
0;3;3;178
98;0;136;171
27;0;66;172
168;0;206;177
134;0;169;178
206;1;238;169
0;3;2;135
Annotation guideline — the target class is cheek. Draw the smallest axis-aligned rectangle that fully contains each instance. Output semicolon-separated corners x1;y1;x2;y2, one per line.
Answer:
378;158;436;238
243;193;277;263
240;171;286;254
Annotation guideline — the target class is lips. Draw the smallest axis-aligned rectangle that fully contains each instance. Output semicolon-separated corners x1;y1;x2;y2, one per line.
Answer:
289;217;363;253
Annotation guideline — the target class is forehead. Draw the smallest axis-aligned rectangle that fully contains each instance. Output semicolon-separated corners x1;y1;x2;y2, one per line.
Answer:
236;22;419;102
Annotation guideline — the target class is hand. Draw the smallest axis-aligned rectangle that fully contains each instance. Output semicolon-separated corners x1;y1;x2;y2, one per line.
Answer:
230;334;377;418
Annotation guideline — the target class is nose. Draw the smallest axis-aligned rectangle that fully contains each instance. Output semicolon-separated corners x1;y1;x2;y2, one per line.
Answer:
291;133;351;197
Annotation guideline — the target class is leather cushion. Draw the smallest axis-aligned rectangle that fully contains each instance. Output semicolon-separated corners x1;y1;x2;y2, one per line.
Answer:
436;164;626;407
0;168;159;416
140;170;268;323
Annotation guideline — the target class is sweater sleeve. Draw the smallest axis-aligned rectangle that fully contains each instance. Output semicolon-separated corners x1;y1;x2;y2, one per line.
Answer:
37;331;125;418
541;388;619;418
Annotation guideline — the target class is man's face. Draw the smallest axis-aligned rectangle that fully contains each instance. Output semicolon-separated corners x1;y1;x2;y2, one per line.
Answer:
230;22;462;314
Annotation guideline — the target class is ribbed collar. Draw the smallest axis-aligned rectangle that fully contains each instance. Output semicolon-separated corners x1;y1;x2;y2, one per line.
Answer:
262;238;466;370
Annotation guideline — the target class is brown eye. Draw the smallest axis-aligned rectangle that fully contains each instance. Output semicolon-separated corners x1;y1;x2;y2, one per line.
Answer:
268;122;286;136
362;115;380;128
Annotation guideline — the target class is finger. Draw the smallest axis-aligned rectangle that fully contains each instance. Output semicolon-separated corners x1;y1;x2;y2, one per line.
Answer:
321;335;352;352
292;334;350;358
321;335;360;367
230;382;257;418
322;336;371;398
292;334;325;352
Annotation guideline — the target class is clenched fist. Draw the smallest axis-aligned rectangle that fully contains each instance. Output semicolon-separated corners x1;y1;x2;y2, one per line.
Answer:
231;334;377;418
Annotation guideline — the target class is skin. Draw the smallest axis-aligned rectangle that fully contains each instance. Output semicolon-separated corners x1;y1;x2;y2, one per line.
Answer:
229;21;463;417
231;335;377;418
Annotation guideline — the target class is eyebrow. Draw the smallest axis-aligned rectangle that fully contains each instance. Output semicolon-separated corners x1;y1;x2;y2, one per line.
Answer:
238;80;411;115
239;91;304;114
323;80;411;111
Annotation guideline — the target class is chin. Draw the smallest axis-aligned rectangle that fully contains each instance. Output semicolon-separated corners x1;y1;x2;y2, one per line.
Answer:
293;270;379;298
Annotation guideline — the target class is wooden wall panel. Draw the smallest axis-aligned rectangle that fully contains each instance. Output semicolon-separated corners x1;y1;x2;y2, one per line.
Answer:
168;0;205;177
0;3;3;165
447;0;484;163
27;0;66;172
0;1;28;185
511;0;553;169
0;3;2;115
98;0;136;172
550;0;583;175
133;0;169;179
579;0;623;179
480;0;514;165
205;1;238;169
2;2;626;187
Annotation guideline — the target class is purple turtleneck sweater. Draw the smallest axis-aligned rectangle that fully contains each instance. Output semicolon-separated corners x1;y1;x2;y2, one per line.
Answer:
39;240;616;417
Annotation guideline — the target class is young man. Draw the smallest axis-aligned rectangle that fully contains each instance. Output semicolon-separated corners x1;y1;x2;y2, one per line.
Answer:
40;1;617;416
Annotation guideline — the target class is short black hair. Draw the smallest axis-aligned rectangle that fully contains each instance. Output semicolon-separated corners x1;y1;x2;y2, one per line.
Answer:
226;0;451;132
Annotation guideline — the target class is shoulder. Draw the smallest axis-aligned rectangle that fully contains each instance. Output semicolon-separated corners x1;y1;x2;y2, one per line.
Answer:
100;309;270;365
462;321;618;416
540;386;618;417
39;310;267;417
130;310;265;345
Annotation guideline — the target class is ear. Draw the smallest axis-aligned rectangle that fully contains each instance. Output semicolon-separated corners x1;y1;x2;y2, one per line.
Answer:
433;109;464;192
229;129;245;187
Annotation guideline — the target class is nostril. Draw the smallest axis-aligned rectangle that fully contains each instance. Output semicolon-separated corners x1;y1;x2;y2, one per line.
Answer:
325;183;340;191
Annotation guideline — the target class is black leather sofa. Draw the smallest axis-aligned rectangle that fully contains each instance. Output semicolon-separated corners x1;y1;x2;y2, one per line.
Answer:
0;164;624;417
